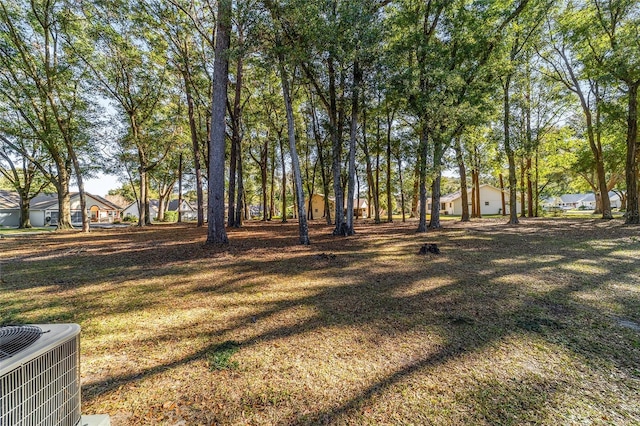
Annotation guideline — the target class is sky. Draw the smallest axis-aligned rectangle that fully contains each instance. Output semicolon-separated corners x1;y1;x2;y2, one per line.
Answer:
71;173;121;197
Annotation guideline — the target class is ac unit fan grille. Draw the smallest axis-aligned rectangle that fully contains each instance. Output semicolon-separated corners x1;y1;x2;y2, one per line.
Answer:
0;325;44;360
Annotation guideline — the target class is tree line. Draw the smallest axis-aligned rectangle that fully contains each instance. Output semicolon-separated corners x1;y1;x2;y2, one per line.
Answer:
1;0;638;244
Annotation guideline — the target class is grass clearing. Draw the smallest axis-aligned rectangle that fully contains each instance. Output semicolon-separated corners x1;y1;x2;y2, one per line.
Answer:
1;218;639;425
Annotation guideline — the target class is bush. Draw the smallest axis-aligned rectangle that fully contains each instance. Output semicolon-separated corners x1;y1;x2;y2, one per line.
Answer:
163;211;178;222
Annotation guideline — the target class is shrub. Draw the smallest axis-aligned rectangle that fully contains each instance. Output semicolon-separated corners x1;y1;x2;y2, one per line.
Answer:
163;211;178;222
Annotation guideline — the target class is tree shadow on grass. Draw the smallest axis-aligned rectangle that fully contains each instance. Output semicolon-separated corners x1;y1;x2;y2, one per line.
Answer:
3;220;640;424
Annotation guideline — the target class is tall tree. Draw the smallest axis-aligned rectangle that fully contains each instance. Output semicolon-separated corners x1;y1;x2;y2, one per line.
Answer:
79;0;173;227
581;0;640;223
207;0;231;244
540;10;613;219
0;0;94;230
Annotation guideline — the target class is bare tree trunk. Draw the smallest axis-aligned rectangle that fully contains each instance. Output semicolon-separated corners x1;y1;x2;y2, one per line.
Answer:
386;107;394;223
526;157;534;217
329;57;345;236
206;0;231;244
625;82;639;224
503;74;519;225
520;159;526;218
183;67;204;227
454;137;470;222
235;136;244;227
277;47;309;244
279;136;287;222
178;153;183;223
345;60;360;236
396;151;406;222
269;144;276;220
500;173;506;216
417;124;428;233
428;139;444;229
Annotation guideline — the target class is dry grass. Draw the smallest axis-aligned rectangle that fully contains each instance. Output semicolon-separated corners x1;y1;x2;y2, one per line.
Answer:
1;218;640;425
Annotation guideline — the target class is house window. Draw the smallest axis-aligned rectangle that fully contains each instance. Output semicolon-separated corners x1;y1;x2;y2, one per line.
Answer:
485;201;489;206
315;208;318;213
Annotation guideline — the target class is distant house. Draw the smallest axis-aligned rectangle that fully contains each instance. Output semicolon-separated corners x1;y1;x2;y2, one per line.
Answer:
0;191;21;226
123;198;197;221
306;194;368;219
543;192;622;210
122;200;159;221
168;199;197;221
0;190;122;227
430;184;521;216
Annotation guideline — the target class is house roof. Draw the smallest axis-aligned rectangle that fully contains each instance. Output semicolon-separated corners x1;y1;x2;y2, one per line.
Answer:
559;193;587;204
88;194;123;210
30;193;59;210
0;191;123;211
168;199;195;212
0;190;20;209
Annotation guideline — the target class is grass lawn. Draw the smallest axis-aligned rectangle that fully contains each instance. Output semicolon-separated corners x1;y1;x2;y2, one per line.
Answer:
0;226;54;235
1;218;639;425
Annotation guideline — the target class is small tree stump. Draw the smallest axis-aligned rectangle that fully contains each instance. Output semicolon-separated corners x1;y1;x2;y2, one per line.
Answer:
418;243;440;255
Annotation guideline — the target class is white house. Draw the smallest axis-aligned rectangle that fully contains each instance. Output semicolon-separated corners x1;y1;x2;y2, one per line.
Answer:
305;194;368;219
432;184;521;216
0;190;122;227
543;192;623;211
123;198;197;221
0;191;21;226
168;199;197;221
122;200;160;221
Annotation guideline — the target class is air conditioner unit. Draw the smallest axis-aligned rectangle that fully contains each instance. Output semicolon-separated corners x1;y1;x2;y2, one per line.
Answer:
1;324;82;426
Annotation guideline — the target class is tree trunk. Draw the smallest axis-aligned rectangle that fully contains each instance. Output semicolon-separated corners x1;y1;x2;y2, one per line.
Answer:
411;165;419;218
19;198;31;229
206;0;231;244
499;173;506;216
345;60;360;236
269;144;276;220
526;157;534;217
65;143;89;232
454;137;470;222
503;75;519;225
279;135;287;222
235;135;244;227
428;139;444;229
417;124;428;233
228;47;244;227
178;153;183;223
277;48;309;244
625;82;639;224
520;159;526;218
55;177;73;230
183;67;205;227
396;149;406;222
310;94;331;224
471;170;476;217
329;58;345;235
386;107;394;223
475;168;482;218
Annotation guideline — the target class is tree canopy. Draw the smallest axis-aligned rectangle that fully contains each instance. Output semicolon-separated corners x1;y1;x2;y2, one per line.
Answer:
1;0;638;235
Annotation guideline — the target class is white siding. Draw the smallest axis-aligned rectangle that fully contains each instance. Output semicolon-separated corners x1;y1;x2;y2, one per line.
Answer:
0;210;20;226
29;210;46;227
